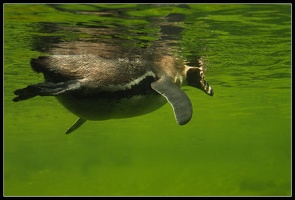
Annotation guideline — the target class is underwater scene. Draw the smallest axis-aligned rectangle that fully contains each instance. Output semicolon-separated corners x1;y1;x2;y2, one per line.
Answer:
4;4;291;196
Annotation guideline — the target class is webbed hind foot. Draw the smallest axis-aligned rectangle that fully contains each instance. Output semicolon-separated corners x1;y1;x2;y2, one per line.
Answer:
13;80;80;102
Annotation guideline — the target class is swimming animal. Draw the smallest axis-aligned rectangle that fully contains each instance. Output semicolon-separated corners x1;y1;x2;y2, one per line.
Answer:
13;54;213;134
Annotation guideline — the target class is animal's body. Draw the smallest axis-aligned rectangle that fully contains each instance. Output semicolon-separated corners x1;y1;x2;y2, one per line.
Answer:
13;54;213;134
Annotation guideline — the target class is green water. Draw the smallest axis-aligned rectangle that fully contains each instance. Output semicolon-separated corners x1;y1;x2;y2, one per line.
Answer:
4;4;291;196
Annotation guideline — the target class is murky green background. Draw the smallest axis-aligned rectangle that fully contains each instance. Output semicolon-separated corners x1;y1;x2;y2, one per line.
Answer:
4;4;291;196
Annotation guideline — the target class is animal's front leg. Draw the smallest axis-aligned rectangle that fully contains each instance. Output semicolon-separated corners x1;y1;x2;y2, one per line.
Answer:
13;80;81;102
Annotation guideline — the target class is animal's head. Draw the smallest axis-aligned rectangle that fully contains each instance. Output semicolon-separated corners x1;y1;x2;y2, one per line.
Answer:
185;64;214;96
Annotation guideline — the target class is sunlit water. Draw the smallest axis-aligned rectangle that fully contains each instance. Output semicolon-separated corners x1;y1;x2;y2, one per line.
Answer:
4;4;291;196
